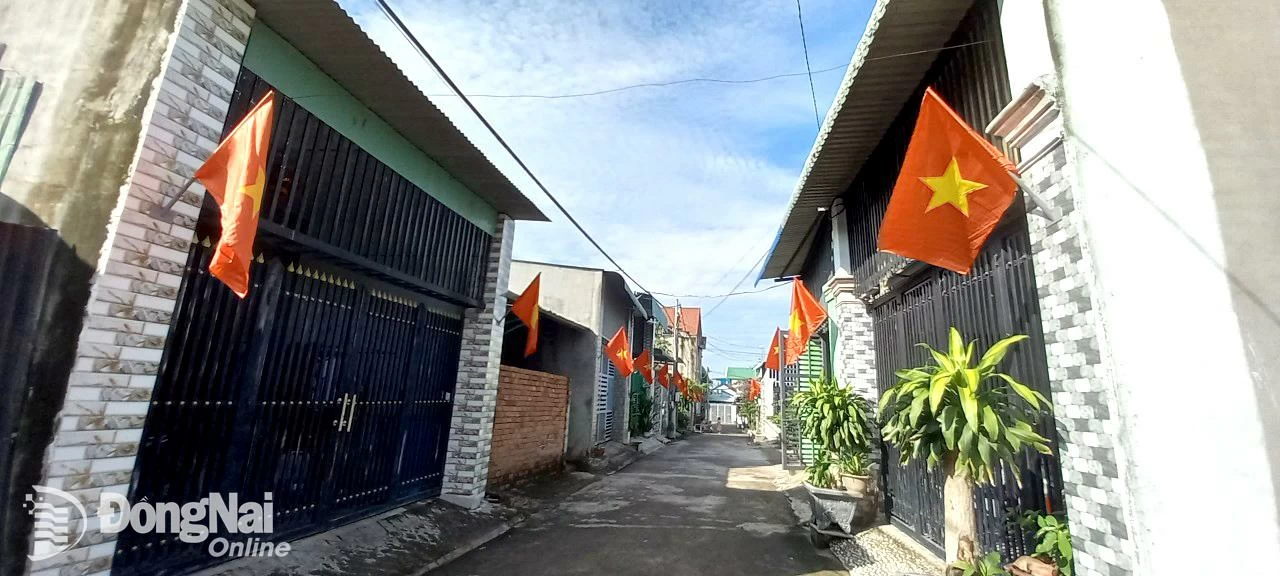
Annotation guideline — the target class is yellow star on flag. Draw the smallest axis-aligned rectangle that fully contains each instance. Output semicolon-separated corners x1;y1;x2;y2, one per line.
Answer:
243;167;267;213
921;157;987;216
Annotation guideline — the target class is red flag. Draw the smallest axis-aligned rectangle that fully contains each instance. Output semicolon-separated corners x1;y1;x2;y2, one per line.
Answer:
634;349;653;384
605;326;635;377
657;364;670;388
764;329;784;371
510;274;540;357
747;379;762;401
675;372;687;397
785;279;827;365
877;87;1020;274
196;91;276;297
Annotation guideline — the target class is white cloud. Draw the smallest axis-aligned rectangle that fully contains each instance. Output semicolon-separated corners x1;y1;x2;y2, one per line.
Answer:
340;0;872;375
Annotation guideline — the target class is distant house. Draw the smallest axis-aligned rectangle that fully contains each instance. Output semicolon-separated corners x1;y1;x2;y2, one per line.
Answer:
507;261;646;460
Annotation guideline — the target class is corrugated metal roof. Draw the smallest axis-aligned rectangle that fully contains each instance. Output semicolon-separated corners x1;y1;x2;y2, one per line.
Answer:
252;0;546;222
760;0;975;278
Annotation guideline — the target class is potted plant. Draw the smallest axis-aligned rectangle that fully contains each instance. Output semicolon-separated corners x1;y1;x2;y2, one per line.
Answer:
791;378;875;535
1007;510;1073;576
880;328;1053;566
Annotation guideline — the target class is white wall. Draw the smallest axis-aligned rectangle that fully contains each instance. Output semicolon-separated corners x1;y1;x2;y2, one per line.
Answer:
509;261;603;336
1045;0;1280;573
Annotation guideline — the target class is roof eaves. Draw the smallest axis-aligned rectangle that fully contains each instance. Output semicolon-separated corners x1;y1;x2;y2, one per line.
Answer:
760;0;975;279
251;0;548;222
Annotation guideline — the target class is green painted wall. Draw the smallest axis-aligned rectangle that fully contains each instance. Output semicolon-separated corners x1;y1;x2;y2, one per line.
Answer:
242;22;497;233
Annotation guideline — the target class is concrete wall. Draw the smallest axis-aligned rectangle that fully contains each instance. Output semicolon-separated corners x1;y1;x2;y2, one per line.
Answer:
1044;0;1280;572
488;366;569;487
0;0;180;261
509;261;603;336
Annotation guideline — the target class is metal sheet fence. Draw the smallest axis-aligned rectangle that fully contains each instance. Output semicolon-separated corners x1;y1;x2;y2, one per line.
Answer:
220;69;490;306
871;228;1064;560
115;242;463;574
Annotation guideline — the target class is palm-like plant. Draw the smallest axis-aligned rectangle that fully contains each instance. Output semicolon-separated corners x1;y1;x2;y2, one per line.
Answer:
879;328;1052;564
791;378;872;456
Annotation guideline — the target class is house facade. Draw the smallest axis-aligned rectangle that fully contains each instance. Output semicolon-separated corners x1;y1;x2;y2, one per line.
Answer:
0;1;547;574
507;260;645;459
761;0;1280;574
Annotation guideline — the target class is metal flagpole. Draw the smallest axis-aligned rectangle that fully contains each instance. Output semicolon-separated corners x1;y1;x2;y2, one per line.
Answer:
146;174;199;220
668;302;681;437
1012;173;1063;222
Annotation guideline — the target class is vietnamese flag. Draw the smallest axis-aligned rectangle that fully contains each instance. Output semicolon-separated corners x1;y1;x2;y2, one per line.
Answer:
634;349;653;384
657;364;670;388
510;274;541;357
196;91;276;298
764;329;784;371
785;279;827;365
605;326;635;377
675;372;687;397
877;87;1019;274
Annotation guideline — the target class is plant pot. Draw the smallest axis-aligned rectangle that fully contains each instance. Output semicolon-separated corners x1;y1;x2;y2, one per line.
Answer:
1007;555;1059;576
840;474;872;498
804;482;859;534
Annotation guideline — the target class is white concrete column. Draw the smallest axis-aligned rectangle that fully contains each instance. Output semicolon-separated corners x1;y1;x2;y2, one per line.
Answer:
30;1;255;574
441;215;514;509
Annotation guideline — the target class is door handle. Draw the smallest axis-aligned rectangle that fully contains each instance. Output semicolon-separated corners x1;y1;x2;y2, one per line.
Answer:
335;394;350;430
344;394;358;431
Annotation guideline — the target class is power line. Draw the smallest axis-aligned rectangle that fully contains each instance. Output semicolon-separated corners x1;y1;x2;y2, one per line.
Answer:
650;282;786;300
704;247;771;319
431;64;849;100
793;0;821;129
374;0;649;294
420;42;990;102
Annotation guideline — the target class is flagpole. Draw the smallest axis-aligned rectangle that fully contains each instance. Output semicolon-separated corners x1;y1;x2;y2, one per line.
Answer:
147;174;199;219
1012;173;1063;222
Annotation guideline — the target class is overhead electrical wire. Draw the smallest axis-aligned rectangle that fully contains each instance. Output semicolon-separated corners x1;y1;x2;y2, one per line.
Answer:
649;282;785;300
374;0;650;294
793;0;822;129
431;63;848;100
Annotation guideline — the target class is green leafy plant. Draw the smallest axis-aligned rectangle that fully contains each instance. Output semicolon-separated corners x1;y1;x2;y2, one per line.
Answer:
880;329;1051;483
835;445;872;477
629;390;654;436
1014;510;1074;576
803;449;839;489
953;552;1008;576
790;378;872;455
676;408;690;431
879;328;1053;562
738;398;760;429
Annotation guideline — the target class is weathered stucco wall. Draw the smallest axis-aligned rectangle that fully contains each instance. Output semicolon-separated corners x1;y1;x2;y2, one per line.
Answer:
0;0;180;262
508;261;604;336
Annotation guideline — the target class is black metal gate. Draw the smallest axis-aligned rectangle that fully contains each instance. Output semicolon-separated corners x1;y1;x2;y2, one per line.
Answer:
871;226;1065;559
114;67;487;574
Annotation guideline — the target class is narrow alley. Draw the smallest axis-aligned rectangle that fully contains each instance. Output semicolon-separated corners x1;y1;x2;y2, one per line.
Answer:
436;435;845;576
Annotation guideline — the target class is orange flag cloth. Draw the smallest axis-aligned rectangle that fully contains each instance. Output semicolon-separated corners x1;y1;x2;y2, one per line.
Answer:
634;349;653;384
510;274;541;357
196;91;276;298
605;326;635;377
764;329;784;371
877;87;1019;274
785;279;827;365
657;364;670;388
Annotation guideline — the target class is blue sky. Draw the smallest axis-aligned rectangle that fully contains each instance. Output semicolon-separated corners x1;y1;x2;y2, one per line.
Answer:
341;0;874;376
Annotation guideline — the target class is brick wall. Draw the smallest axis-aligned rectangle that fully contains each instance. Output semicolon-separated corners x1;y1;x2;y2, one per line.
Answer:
488;366;569;487
29;1;254;574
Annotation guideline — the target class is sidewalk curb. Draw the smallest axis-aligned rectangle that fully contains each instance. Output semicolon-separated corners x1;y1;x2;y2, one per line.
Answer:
413;522;514;575
420;444;661;573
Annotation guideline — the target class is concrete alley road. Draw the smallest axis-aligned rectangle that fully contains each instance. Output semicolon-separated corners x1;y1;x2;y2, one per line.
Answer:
435;434;845;576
